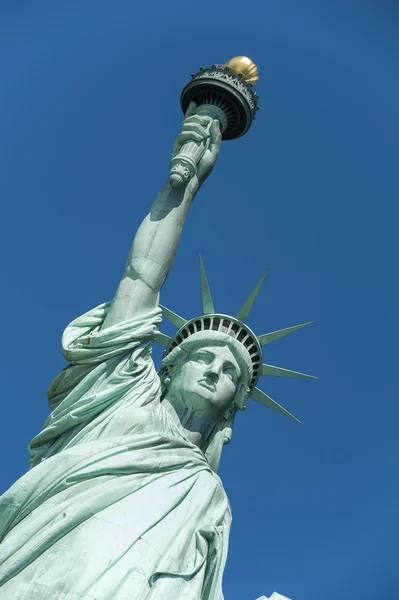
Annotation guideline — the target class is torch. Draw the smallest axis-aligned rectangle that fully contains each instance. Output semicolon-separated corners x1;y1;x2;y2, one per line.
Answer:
169;56;260;188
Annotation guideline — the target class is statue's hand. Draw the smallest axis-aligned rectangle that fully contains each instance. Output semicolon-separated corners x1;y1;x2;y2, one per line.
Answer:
172;102;222;189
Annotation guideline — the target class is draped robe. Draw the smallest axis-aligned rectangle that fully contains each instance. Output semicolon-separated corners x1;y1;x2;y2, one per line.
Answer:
0;304;231;599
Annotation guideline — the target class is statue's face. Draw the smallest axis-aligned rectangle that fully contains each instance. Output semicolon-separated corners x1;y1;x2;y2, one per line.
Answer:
167;345;241;420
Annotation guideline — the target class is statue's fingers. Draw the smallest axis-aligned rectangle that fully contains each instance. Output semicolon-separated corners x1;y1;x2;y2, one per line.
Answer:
176;131;204;145
183;114;211;127
184;101;197;118
182;122;210;138
208;119;222;153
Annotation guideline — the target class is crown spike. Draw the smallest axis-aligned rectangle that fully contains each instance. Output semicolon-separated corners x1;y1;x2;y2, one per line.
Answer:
261;363;318;380
155;332;172;349
199;256;215;314
251;388;301;423
160;305;187;330
235;267;270;323
258;321;313;347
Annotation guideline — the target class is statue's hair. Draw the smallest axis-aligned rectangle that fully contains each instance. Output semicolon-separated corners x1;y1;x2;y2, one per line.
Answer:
159;332;251;411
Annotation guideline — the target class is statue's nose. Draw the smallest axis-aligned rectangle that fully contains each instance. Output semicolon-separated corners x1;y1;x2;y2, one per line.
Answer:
205;369;219;384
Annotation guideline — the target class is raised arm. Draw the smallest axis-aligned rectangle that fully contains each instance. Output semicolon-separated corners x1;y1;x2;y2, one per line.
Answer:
102;104;221;330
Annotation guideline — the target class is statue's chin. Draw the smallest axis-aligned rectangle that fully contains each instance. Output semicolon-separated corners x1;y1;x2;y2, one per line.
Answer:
177;387;230;422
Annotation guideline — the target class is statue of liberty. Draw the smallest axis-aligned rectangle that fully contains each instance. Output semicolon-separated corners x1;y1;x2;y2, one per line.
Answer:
0;58;313;600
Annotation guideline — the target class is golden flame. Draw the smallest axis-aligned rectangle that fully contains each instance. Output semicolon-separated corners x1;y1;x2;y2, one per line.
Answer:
224;56;259;85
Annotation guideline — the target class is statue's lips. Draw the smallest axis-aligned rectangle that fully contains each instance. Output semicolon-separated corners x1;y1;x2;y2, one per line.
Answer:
198;380;216;393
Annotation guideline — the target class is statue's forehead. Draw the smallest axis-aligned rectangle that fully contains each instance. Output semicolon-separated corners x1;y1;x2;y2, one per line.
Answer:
191;344;241;367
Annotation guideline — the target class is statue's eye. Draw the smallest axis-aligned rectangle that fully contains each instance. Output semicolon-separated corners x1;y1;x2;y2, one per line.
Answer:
194;351;212;364
223;367;237;383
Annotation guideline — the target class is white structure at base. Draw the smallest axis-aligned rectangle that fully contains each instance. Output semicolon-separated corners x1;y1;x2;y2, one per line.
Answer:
256;593;292;600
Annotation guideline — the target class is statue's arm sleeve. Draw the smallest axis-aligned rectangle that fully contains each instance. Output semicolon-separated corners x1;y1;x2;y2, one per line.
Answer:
29;303;162;466
61;302;162;366
48;302;162;411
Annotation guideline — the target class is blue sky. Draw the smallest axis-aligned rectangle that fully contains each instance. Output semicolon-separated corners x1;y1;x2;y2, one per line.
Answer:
1;1;398;598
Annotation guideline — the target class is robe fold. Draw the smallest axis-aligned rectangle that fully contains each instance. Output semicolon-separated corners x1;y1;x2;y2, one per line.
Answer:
0;304;231;599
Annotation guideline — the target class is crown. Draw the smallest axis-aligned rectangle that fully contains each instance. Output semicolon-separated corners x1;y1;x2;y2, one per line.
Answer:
156;259;316;423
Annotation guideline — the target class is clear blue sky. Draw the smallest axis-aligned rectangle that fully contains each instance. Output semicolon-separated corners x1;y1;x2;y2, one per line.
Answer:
1;1;398;599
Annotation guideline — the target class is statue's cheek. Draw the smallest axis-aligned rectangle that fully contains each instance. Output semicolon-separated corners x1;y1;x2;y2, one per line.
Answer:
187;360;206;377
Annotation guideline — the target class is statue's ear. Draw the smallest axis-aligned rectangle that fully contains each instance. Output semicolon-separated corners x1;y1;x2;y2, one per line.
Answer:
232;381;250;412
159;366;172;392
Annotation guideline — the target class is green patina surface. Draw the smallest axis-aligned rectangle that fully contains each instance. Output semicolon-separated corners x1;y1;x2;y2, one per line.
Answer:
0;83;307;599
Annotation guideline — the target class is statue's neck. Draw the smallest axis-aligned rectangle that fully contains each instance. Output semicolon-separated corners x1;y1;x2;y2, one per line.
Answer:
161;395;226;471
161;395;215;447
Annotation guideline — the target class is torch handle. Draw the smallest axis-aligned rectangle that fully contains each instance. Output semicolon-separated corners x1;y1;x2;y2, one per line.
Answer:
169;104;226;189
